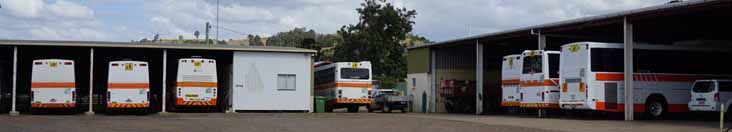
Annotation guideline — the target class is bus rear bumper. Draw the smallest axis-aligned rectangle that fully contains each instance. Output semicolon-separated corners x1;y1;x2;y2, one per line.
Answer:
560;102;591;110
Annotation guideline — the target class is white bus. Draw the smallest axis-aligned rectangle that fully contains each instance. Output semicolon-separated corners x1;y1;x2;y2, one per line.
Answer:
31;59;76;109
176;58;218;107
519;50;561;109
501;54;522;107
559;42;732;118
107;61;150;109
315;61;373;112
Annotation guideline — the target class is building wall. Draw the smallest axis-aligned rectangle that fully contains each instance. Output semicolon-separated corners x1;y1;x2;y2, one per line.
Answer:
232;51;312;111
407;48;430;74
407;73;430;113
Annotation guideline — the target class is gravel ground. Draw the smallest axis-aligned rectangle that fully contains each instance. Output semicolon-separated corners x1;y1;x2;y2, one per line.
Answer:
0;113;559;132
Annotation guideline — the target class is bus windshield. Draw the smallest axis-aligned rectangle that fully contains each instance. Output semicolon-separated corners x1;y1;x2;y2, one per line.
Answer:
340;68;370;79
522;55;542;74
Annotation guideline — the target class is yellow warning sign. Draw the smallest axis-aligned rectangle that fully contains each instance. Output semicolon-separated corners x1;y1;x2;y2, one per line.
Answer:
193;61;202;67
49;62;58;68
569;45;580;53
124;63;133;71
508;57;515;69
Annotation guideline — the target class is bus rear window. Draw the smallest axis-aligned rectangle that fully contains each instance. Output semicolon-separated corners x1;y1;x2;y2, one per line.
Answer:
341;68;370;79
522;56;542;74
693;82;715;93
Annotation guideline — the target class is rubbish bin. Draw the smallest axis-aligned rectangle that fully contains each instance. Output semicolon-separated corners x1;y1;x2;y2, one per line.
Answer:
315;96;326;113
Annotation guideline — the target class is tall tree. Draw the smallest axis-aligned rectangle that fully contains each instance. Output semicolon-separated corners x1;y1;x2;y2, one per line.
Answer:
333;0;416;88
194;31;200;40
252;35;264;46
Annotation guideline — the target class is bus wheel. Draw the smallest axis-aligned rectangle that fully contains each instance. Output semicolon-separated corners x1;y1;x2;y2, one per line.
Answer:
645;98;666;119
325;105;334;112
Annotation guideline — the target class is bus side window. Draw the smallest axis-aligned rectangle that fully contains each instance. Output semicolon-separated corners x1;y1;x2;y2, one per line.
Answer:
549;54;559;78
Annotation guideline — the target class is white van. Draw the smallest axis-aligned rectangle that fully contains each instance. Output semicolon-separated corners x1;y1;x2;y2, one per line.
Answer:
689;80;732;112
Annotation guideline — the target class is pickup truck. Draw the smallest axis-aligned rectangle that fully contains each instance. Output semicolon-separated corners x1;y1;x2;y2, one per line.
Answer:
367;89;410;113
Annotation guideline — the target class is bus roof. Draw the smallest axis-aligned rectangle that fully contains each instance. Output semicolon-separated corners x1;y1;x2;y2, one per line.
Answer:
563;42;732;52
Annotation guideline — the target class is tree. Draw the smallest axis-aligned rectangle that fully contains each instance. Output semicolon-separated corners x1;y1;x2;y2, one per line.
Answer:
153;34;160;42
194;31;201;40
333;0;416;88
248;35;264;46
402;33;433;47
252;35;264;46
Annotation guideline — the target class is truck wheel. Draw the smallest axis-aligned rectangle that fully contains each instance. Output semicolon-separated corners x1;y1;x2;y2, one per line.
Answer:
347;106;359;113
645;98;667;120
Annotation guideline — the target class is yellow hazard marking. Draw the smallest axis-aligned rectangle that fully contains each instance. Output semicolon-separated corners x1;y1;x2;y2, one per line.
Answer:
351;62;359;68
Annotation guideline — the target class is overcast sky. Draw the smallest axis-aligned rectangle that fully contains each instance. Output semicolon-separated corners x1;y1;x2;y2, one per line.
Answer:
0;0;671;42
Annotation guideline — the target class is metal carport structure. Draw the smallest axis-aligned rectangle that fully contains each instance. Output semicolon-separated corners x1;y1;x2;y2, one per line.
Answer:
0;40;315;116
408;0;732;120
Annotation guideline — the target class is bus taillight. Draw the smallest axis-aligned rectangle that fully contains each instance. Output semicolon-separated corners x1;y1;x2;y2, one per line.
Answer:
368;90;372;98
338;89;342;98
562;83;568;93
715;93;720;102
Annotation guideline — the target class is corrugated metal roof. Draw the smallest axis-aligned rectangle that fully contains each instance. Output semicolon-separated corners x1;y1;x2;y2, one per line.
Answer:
0;39;317;53
409;0;721;50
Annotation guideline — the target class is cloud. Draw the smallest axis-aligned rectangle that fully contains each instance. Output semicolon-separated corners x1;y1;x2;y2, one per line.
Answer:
0;0;45;18
0;0;672;42
47;0;94;19
393;0;668;41
0;0;112;41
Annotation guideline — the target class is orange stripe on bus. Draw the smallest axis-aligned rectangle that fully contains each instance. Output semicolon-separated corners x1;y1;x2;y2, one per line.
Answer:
595;102;688;112
108;83;150;89
315;83;372;90
501;79;520;85
176;82;217;87
595;73;718;82
31;82;76;88
519;80;558;87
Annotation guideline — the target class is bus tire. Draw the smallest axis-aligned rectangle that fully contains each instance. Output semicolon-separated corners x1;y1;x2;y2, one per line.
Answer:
325;105;334;112
645;97;667;120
